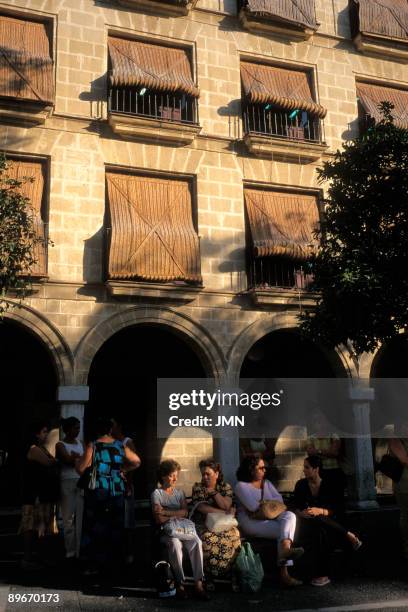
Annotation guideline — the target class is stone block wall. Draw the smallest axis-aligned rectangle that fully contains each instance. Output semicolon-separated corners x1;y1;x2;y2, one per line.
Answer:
1;0;404;493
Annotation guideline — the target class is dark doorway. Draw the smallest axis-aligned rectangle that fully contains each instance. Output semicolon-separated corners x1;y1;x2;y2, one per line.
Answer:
87;324;207;500
239;329;337;487
0;320;58;506
240;329;335;379
371;335;408;434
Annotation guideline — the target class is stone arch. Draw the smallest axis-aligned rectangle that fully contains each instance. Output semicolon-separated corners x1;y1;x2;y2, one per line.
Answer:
74;305;227;385
3;300;74;385
227;312;350;384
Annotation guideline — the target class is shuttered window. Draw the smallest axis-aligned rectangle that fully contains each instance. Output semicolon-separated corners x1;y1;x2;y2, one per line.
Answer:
106;173;201;284
0;15;54;104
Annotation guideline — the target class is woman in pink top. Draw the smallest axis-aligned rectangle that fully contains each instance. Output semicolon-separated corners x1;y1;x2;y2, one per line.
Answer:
235;454;304;587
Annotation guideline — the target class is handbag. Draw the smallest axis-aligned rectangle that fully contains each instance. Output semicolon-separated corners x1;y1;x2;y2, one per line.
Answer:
235;542;264;593
205;512;238;534
251;480;287;520
377;452;403;482
163;518;197;538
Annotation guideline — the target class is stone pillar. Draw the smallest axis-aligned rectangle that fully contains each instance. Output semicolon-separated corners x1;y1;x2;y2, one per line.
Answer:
347;384;378;509
57;385;89;442
213;385;241;486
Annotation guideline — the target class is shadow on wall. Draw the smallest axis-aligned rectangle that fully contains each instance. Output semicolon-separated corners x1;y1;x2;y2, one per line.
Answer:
83;226;104;284
79;74;107;120
337;3;351;39
217;99;242;139
342;117;360;141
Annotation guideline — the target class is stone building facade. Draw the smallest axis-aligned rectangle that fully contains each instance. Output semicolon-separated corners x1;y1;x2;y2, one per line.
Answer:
1;0;407;503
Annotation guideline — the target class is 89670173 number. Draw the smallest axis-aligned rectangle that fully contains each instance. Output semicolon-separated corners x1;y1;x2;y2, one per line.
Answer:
8;593;60;603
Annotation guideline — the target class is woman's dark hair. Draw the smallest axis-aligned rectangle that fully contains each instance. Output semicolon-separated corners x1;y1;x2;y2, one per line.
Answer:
61;417;80;435
199;458;225;485
305;455;322;472
158;459;181;485
236;453;263;483
24;419;49;451
95;417;114;437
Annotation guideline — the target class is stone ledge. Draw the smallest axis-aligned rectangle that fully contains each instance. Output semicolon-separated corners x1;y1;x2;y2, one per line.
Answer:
239;8;317;40
247;288;318;308
353;33;408;62
117;0;198;16
0;99;53;126
244;133;328;162
106;280;202;302
108;112;202;145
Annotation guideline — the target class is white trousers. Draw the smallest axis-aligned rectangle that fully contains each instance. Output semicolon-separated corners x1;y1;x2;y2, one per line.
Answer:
238;510;297;566
161;533;204;583
60;479;84;558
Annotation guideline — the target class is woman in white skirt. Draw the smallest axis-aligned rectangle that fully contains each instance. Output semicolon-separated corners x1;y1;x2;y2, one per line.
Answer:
56;417;84;559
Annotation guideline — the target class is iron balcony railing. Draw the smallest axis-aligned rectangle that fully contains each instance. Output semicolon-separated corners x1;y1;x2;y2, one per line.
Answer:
248;257;315;291
243;105;325;143
108;87;199;125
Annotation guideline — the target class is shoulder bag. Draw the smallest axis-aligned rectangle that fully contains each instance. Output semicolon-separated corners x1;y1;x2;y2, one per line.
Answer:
250;480;287;520
377;445;403;482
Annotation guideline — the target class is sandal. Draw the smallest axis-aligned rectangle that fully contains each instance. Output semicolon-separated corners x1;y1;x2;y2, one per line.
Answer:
352;538;362;551
280;576;303;588
278;546;304;564
311;576;331;587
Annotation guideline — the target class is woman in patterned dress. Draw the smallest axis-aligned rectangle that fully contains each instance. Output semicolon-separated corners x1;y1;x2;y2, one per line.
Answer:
192;459;241;583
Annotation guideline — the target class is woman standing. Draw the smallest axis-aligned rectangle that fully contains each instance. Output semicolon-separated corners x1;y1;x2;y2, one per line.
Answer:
192;459;241;585
235;454;303;587
76;417;141;575
294;455;361;586
56;417;84;560
151;460;208;600
19;420;59;570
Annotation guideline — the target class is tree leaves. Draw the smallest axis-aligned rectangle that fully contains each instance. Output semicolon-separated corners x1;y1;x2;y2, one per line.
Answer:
299;104;408;355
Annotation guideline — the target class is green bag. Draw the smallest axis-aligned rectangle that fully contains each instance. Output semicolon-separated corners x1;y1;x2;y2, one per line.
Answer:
235;542;264;593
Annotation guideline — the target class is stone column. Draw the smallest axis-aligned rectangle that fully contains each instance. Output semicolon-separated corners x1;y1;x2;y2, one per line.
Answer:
346;384;378;509
213;385;241;486
57;385;89;442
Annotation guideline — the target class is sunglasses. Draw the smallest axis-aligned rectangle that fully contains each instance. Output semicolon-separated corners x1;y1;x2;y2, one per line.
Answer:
257;466;266;471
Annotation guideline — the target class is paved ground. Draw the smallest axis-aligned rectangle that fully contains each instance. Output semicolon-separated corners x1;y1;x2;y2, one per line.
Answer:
2;576;408;612
1;504;406;612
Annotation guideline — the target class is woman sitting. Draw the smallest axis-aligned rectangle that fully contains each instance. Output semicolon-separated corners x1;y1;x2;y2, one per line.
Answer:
151;460;208;600
191;459;241;587
235;454;304;587
294;455;362;587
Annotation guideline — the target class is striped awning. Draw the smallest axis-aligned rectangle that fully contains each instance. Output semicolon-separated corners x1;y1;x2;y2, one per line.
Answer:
241;62;326;118
0;15;54;104
357;82;408;128
351;0;408;41
244;0;318;31
244;188;320;260
108;37;199;97
106;173;202;283
5;159;47;277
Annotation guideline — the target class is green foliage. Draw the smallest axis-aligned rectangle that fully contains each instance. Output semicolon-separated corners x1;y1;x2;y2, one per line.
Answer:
300;103;408;355
0;153;44;314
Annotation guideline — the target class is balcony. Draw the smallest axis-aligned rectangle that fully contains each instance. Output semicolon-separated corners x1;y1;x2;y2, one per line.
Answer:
247;257;316;306
117;0;198;17
108;88;201;144
238;0;319;40
243;105;328;161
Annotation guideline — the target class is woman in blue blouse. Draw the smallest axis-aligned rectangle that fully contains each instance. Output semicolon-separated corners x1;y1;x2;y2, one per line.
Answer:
77;417;141;575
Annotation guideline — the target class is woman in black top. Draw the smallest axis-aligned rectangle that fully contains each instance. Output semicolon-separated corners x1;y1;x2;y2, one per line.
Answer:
293;456;362;587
